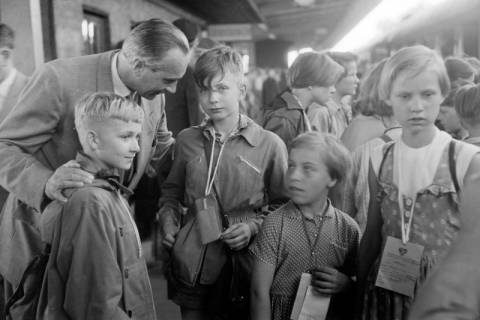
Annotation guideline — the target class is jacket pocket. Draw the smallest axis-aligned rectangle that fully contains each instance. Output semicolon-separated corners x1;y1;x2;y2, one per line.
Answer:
235;155;264;206
122;261;156;320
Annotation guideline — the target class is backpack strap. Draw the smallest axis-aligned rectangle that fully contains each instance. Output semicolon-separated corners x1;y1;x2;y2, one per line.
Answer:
448;140;460;194
378;142;395;181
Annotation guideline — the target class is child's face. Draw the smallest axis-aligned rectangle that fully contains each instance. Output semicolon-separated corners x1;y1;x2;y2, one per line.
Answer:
286;146;336;206
438;106;463;135
311;85;335;105
387;69;444;135
199;71;246;122
335;61;359;97
92;119;142;170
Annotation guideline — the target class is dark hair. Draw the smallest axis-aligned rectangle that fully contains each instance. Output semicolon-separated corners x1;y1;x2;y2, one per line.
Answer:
288;52;344;89
465;57;480;83
444;57;475;83
0;23;14;49
122;19;189;65
327;51;358;78
194;46;243;90
173;18;200;45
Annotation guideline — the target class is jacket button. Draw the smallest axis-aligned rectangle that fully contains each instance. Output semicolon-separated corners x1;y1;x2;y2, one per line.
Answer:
124;269;129;279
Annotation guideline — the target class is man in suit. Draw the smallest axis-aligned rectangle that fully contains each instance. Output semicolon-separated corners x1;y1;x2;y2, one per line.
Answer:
0;18;189;319
0;23;29;208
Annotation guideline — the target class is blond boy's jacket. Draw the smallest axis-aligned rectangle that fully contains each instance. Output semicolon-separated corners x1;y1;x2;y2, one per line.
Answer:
0;51;172;296
36;153;156;320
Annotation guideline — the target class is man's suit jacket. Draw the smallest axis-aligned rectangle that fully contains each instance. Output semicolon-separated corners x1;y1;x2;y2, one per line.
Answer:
0;71;29;209
0;50;173;288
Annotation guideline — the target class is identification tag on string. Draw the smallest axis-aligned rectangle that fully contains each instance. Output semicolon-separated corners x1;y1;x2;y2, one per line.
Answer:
375;236;424;297
290;273;331;320
195;194;223;245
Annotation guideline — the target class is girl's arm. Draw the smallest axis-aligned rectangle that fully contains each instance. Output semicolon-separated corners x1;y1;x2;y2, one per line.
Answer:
355;161;383;306
250;258;275;320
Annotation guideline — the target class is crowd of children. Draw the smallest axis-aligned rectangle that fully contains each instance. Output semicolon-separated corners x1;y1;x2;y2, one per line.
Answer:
2;17;480;320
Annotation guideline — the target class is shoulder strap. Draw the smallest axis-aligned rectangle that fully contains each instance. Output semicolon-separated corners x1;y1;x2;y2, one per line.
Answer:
202;136;230;228
448;140;460;193
378;142;395;180
380;133;393;143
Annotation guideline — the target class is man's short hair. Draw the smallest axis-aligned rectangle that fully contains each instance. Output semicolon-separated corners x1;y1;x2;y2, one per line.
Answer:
288;52;344;89
121;18;189;66
378;45;450;101
0;23;15;49
193;46;243;90
454;83;480;127
74;92;144;146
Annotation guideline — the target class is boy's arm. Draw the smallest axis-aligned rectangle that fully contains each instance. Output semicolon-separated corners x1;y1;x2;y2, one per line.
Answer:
56;193;132;320
157;135;188;244
250;258;275;320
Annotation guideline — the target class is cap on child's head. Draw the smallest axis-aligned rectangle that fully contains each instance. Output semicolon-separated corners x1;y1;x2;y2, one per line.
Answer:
193;45;244;90
454;83;480;126
290;131;351;184
379;45;450;101
74;92;144;144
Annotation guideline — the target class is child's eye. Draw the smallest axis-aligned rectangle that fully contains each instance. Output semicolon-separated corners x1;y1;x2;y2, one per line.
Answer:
423;91;435;97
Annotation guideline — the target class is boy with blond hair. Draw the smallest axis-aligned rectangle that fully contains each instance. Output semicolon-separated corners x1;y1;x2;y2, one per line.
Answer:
158;46;288;320
36;92;155;320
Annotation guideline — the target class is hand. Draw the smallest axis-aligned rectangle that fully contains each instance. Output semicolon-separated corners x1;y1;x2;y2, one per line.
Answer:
45;160;94;202
157;207;180;249
311;266;351;295
220;223;252;250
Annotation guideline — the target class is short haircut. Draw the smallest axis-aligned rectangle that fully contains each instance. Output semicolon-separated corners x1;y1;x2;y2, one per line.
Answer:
75;92;144;146
288;51;344;89
289;131;352;184
441;79;474;107
327;51;358;78
193;45;244;90
0;23;14;49
355;59;392;117
444;57;475;83
378;45;450;101
121;18;189;66
454;83;480;126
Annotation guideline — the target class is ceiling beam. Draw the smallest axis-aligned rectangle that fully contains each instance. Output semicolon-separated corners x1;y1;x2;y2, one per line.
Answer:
258;0;350;17
267;10;341;27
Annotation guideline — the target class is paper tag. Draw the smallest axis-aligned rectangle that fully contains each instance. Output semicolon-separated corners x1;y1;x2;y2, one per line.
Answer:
291;273;331;320
375;236;424;297
195;195;222;245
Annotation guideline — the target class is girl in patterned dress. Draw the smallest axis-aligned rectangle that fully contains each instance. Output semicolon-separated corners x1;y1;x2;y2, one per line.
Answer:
357;45;480;320
250;132;360;320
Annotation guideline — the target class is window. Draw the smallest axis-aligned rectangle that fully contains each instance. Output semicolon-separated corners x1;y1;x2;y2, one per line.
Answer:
82;6;110;55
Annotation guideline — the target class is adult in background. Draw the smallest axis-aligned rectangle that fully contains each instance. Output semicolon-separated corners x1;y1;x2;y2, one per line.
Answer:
0;18;189;319
0;22;30;320
0;23;29;209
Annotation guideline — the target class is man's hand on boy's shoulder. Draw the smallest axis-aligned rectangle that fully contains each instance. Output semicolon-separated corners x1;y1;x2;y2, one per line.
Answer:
45;160;94;203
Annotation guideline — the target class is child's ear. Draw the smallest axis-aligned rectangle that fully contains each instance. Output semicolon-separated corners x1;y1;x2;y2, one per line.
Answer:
86;130;99;150
239;82;247;98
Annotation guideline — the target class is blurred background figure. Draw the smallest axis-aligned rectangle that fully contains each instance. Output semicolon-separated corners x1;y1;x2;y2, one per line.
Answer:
0;23;29;209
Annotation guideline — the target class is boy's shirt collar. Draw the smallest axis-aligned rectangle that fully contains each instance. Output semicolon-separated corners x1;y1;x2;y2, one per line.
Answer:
200;114;261;147
75;152;133;197
281;90;304;111
285;199;335;220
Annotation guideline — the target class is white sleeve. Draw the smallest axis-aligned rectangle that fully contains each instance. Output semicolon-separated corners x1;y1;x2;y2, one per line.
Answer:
455;141;480;188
